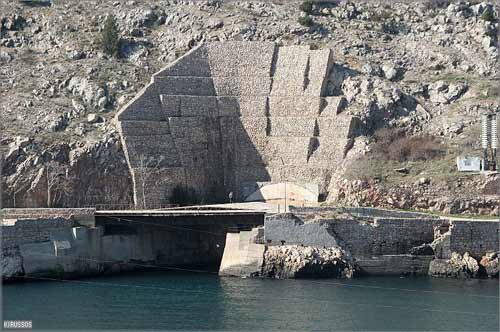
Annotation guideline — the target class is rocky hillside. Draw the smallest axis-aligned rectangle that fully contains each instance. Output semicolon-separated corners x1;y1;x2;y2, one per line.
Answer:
1;0;498;214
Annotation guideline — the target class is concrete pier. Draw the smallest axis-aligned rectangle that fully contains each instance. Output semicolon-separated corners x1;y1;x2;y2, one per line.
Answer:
1;208;264;280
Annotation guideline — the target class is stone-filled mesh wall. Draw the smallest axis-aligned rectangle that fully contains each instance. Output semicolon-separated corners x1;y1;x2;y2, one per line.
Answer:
116;42;360;207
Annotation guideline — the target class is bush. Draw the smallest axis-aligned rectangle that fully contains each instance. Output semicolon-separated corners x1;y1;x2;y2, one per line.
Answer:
298;15;314;27
372;128;443;162
169;185;199;206
299;1;313;14
100;15;121;57
483;179;499;195
425;0;451;10
481;10;496;22
19;0;51;7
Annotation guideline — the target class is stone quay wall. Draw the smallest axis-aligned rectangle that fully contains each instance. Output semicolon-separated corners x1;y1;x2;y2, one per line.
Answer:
116;42;360;207
261;210;499;276
1;217;75;248
265;212;441;257
447;219;499;258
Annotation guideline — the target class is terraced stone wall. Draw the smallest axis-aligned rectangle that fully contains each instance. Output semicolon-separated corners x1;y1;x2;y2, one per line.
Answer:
116;42;361;207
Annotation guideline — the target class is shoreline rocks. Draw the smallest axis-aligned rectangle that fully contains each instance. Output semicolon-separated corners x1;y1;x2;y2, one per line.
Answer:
262;245;356;279
428;251;499;279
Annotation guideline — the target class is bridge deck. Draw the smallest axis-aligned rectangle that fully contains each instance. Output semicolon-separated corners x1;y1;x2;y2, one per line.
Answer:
96;209;265;217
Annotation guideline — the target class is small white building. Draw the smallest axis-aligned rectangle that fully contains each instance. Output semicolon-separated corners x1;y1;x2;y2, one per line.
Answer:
456;156;483;172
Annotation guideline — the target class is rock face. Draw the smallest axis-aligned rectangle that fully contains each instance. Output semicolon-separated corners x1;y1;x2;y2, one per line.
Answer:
480;252;499;278
117;42;362;207
1;0;498;213
428;252;480;278
262;245;355;279
262;209;499;278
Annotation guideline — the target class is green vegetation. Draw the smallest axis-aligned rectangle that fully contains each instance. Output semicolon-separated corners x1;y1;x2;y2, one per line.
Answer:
299;1;313;14
100;15;121;57
483;179;499;195
478;80;500;100
18;0;52;7
345;128;453;185
372;128;444;162
298;15;314;27
424;0;451;10
481;10;496;22
18;47;37;65
435;72;471;83
370;10;392;22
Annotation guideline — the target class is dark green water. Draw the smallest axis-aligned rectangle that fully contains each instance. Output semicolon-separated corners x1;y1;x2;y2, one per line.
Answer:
2;272;499;331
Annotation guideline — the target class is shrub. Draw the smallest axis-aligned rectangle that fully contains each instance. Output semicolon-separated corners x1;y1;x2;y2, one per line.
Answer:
372;128;443;162
100;15;121;57
169;185;199;206
481;10;496;22
425;0;451;10
18;0;51;7
299;1;313;14
483;179;499;195
298;15;314;27
370;10;391;22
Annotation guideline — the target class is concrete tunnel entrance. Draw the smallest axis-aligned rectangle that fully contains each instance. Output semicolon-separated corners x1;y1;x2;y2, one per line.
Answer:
94;209;265;272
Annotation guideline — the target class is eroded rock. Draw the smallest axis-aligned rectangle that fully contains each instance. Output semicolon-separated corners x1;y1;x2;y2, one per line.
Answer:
428;252;479;278
262;245;355;279
480;252;499;278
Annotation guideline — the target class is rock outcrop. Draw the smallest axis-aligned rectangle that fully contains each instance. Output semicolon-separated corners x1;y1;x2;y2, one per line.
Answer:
480;252;499;278
1;0;498;214
262;245;355;279
428;252;480;278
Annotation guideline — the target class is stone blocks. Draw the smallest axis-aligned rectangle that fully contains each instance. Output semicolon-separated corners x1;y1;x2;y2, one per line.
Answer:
207;41;275;78
213;76;271;96
155;45;211;77
268;96;322;117
154;76;215;96
116;42;358;205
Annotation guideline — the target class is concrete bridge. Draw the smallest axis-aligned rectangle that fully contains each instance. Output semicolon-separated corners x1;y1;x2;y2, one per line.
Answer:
1;207;265;278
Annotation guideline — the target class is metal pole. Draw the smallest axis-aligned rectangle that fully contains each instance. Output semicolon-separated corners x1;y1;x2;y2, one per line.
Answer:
285;181;287;213
280;157;286;212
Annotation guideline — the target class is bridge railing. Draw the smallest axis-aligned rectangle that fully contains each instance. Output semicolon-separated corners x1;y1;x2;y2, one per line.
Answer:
87;203;180;211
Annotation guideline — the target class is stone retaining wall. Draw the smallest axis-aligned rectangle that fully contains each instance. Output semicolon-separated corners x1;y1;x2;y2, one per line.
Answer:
1;217;75;248
261;211;499;276
448;219;499;258
116;42;362;207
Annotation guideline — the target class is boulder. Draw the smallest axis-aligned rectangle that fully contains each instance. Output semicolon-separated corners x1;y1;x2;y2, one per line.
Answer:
362;63;383;77
72;99;86;113
47;114;69;132
262;245;355;279
87;113;103;123
429;252;480;278
0;51;12;62
480;252;498;278
429;81;467;104
382;64;402;81
66;77;108;109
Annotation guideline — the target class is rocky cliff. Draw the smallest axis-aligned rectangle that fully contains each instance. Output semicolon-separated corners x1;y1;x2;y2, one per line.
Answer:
1;0;498;213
